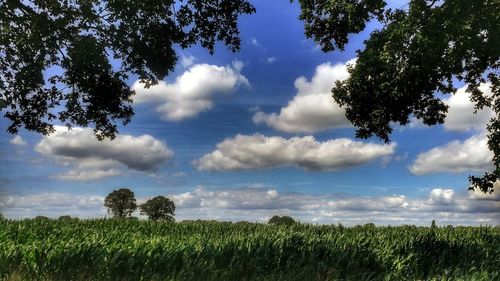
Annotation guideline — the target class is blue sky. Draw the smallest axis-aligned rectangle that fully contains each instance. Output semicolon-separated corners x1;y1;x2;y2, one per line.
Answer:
0;0;498;225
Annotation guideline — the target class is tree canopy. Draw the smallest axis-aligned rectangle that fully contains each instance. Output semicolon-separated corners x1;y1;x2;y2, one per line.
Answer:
104;188;137;218
0;0;255;139
140;196;175;221
295;0;499;193
268;215;296;226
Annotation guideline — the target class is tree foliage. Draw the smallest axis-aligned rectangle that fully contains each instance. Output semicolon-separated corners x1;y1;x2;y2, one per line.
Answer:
139;196;175;221
295;0;500;193
104;188;137;218
268;215;296;226
58;215;78;221
34;215;50;221
0;0;255;139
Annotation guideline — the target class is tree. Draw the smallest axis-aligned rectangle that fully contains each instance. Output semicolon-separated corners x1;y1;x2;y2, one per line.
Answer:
34;215;50;221
104;188;137;218
295;0;499;193
139;195;175;221
58;215;78;221
0;0;255;139
268;215;296;226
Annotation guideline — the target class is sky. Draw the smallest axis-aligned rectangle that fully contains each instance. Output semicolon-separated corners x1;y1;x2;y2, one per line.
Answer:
0;0;498;225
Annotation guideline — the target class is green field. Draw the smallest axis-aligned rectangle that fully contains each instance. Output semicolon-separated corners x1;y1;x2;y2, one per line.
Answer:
1;219;499;281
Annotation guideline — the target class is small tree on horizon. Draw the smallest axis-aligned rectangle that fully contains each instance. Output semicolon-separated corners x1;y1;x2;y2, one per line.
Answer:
58;215;78;221
268;215;296;226
140;196;175;221
104;188;137;218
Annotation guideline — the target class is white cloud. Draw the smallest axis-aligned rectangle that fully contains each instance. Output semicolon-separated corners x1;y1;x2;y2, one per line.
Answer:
266;57;276;64
132;61;249;121
253;60;354;133
56;169;122;181
444;83;495;132
194;134;396;171
429;189;454;204
409;133;494;175
10;135;27;146
35;126;173;181
179;54;196;68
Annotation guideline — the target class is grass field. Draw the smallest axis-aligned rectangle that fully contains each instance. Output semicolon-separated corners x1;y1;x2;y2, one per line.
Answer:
0;219;499;280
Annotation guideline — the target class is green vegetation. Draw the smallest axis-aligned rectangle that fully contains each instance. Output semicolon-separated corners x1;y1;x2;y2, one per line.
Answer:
1;219;498;280
268;215;296;226
139;196;176;221
104;188;137;218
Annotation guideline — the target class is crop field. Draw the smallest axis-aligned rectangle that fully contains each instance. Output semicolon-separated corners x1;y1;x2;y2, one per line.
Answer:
0;219;499;281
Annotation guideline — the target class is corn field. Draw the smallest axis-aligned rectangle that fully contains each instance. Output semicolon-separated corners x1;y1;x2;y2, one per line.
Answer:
0;219;498;280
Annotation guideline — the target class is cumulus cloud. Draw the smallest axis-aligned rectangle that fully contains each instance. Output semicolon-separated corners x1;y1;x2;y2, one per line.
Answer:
409;133;494;175
10;135;27;146
132;61;249;121
444;83;495;132
429;188;455;204
253;60;354;133
35;126;173;181
194;134;396;171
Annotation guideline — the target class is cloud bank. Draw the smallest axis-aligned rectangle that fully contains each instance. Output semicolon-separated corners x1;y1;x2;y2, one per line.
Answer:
133;61;249;121
3;187;498;225
194;134;396;171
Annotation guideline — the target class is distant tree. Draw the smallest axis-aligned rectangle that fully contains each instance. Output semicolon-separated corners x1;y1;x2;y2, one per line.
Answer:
431;220;437;228
140;196;175;221
0;212;4;220
364;223;376;228
295;0;499;193
104;188;137;218
0;0;255;140
235;221;253;225
58;215;78;221
268;215;296;226
34;215;50;221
